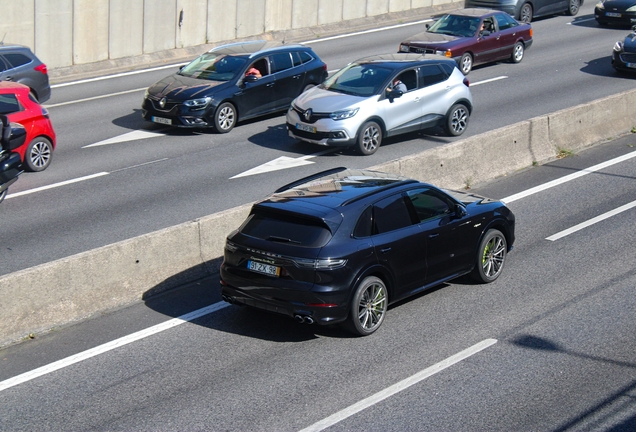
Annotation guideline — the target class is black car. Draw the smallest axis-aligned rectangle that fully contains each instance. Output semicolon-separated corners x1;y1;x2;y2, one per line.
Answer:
220;168;516;336
612;25;636;71
465;0;582;23
142;40;328;133
595;0;636;26
0;43;51;103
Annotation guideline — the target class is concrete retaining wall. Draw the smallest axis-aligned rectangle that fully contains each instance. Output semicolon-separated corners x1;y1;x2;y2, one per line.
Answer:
2;0;461;70
1;88;634;347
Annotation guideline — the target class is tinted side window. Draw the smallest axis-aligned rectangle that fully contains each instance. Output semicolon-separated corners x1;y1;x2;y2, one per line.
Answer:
0;56;9;72
406;188;452;222
0;94;21;115
373;194;413;234
270;52;294;73
353;206;373;238
299;51;313;64
395;69;417;91
3;53;32;68
240;211;332;248
419;65;447;87
439;62;455;76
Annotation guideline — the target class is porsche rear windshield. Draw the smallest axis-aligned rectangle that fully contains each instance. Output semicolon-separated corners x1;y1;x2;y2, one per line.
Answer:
179;54;247;81
240;211;332;248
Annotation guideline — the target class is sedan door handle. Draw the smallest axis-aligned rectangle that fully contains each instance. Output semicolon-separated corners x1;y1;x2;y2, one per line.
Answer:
380;247;392;253
429;233;439;239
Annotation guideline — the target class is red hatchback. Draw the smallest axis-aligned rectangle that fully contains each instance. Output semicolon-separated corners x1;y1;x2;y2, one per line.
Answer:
0;81;56;171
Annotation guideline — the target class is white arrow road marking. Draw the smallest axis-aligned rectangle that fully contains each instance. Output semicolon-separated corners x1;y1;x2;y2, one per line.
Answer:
83;129;169;148
230;149;338;179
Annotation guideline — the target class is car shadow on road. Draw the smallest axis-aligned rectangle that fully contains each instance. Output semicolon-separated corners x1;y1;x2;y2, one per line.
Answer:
142;262;463;342
580;55;636;78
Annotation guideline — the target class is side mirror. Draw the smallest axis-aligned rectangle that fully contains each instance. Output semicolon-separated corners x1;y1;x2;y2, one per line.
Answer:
454;204;467;219
387;89;403;103
0;118;27;152
244;75;259;83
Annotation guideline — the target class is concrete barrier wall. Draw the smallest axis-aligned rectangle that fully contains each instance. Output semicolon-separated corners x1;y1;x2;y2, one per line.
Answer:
1;0;461;69
1;88;634;347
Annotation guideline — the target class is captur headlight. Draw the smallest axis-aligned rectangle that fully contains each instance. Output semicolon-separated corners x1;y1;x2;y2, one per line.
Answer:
183;97;212;108
329;108;359;120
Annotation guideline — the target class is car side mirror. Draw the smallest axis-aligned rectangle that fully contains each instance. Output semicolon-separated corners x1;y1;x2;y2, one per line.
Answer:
454;204;467;219
0;117;27;151
387;89;403;103
244;75;259;83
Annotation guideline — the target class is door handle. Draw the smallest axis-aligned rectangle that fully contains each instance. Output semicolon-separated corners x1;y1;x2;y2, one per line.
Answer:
380;247;392;253
293;75;301;79
429;233;439;239
266;83;275;87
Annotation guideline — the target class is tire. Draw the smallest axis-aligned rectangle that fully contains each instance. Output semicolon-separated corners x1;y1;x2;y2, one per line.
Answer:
444;103;469;137
567;0;580;16
356;121;382;155
511;42;524;64
214;102;236;133
471;229;507;283
24;137;53;172
345;276;388;336
519;3;533;23
459;52;473;75
0;188;6;204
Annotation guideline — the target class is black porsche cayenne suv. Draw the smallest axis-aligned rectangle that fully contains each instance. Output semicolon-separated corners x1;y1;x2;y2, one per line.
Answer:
220;167;515;336
142;40;328;133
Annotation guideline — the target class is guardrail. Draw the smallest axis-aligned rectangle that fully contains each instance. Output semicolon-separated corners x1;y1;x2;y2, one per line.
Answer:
1;88;634;347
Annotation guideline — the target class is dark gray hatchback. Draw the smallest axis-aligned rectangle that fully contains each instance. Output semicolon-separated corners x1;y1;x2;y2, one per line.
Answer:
220;168;515;336
0;43;51;103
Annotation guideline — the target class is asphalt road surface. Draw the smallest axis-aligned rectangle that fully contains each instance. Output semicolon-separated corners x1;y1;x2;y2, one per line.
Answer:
1;130;635;430
1;4;634;276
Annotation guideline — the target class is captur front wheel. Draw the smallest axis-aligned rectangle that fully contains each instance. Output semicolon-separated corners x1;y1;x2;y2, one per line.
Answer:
345;276;388;336
356;121;382;155
471;229;507;283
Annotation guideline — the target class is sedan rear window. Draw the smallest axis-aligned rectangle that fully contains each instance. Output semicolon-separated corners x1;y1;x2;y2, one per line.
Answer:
240;211;332;248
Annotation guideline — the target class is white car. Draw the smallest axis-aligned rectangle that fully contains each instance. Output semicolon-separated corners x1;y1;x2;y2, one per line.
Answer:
286;53;473;155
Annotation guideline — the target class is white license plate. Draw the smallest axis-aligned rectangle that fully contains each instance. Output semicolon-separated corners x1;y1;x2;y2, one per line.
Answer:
606;12;621;17
627;63;636;68
296;123;316;133
247;260;280;277
152;116;172;125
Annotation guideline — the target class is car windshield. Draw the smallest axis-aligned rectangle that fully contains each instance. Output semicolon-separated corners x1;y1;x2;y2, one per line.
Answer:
428;14;481;38
178;53;247;81
321;63;393;97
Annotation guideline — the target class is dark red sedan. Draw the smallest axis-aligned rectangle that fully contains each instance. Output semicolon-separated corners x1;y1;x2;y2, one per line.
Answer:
0;81;56;171
399;9;533;75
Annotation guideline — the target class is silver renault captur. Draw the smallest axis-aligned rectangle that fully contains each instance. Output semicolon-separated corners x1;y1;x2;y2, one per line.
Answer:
286;53;473;155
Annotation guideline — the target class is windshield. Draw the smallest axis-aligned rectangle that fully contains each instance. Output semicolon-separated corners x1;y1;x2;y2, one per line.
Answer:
179;53;248;81
428;15;481;38
321;63;393;97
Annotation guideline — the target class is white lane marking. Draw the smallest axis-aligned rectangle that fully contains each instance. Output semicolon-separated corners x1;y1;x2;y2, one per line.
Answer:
0;302;230;393
471;76;508;86
503;150;636;203
83;129;169;148
44;87;147;108
230;149;338;179
299;339;498;432
305;18;433;44
6;172;109;199
50;64;187;88
546;200;636;241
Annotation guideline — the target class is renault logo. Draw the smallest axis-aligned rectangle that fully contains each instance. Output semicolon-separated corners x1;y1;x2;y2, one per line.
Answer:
303;109;312;122
159;97;167;108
